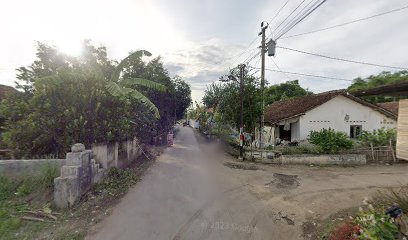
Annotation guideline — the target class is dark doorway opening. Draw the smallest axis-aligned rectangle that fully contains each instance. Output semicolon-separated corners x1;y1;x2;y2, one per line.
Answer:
279;125;291;142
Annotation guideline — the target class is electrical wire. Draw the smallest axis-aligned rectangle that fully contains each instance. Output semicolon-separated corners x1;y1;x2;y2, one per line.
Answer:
271;0;307;37
247;65;353;82
277;46;408;70
269;56;292;81
244;49;261;66
273;0;318;39
281;4;408;39
275;0;328;39
267;0;292;27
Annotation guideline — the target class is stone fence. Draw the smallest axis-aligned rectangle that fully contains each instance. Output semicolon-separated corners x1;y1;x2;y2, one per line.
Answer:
0;137;144;208
0;159;66;177
54;139;143;208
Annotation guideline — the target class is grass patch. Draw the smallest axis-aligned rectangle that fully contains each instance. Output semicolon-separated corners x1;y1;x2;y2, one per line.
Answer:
0;163;58;239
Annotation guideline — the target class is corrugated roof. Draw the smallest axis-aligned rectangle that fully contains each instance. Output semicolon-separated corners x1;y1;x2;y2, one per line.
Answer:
264;90;397;124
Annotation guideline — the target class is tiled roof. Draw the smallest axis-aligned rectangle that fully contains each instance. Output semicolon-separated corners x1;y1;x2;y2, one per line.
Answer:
264;90;397;124
377;102;399;115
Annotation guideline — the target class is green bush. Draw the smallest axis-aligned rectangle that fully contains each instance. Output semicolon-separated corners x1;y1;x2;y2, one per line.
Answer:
309;128;353;154
359;128;397;147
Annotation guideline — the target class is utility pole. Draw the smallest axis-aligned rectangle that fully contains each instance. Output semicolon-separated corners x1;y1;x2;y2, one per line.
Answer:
238;64;245;160
259;22;268;149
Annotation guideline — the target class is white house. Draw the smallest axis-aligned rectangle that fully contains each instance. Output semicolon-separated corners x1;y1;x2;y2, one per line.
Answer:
263;90;397;145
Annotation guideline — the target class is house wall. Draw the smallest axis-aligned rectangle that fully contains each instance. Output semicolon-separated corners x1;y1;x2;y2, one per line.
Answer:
298;95;397;140
291;121;300;141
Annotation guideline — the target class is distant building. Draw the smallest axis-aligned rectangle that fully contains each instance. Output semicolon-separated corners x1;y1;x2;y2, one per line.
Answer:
263;90;397;145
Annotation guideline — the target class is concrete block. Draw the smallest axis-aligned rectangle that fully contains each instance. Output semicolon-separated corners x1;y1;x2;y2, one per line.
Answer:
61;165;82;178
66;152;82;166
71;143;85;152
54;176;80;208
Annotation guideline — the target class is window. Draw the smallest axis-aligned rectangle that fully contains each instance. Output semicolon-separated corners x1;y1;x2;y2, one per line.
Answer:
350;125;362;139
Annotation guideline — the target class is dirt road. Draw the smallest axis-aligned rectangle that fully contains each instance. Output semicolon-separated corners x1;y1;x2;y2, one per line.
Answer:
87;126;408;240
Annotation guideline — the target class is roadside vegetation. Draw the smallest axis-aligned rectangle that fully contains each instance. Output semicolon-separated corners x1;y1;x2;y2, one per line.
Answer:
0;40;190;239
319;185;408;240
0;41;191;159
0;153;156;240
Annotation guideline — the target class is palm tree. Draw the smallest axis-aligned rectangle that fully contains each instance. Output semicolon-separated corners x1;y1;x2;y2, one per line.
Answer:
106;50;166;118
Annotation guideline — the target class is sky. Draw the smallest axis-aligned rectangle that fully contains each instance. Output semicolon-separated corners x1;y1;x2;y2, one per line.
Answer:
1;0;407;103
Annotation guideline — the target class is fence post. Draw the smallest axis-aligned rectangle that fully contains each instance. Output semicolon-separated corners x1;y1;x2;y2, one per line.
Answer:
389;138;396;163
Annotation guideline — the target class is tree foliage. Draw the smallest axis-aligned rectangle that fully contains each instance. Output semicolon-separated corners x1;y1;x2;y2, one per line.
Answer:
202;70;311;133
347;70;408;103
265;80;312;105
0;41;190;158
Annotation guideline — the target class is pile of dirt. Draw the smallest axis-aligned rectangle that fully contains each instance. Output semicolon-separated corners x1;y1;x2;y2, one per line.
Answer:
266;173;301;189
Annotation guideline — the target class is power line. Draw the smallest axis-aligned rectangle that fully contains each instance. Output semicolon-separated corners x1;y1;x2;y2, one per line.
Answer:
269;56;291;81
281;4;408;39
267;0;292;26
271;0;307;38
274;0;318;39
247;66;353;82
278;46;408;70
275;0;328;39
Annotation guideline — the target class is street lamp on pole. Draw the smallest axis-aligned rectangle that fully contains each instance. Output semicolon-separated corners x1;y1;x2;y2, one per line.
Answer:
220;64;246;160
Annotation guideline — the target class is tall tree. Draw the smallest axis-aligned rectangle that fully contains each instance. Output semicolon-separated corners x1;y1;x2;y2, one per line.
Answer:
264;80;312;105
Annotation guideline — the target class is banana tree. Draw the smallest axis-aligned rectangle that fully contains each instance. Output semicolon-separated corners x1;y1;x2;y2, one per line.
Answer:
106;50;166;118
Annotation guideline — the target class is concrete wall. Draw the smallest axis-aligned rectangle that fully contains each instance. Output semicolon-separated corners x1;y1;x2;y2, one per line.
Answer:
291;120;300;141
280;154;366;165
248;152;366;165
92;138;142;169
0;159;66;177
299;95;397;140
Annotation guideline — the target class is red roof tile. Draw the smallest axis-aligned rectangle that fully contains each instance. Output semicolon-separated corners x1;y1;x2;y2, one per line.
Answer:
264;90;397;124
377;102;399;115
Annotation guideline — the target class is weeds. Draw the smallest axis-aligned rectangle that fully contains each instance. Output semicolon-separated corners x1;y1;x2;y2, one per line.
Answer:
93;167;140;197
0;162;58;239
40;162;59;188
375;186;408;213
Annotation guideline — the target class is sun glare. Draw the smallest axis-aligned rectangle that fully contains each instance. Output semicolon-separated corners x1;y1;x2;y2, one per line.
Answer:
56;39;83;56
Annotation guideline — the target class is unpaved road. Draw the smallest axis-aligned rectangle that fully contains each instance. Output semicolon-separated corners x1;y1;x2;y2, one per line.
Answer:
87;126;408;240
